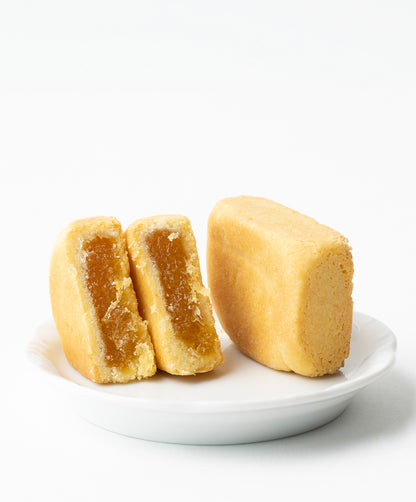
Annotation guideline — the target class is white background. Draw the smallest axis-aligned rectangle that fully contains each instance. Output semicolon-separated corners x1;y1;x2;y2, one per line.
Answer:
1;1;415;501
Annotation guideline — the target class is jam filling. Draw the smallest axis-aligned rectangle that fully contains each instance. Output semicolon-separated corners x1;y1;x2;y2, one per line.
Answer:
83;236;138;367
145;229;214;351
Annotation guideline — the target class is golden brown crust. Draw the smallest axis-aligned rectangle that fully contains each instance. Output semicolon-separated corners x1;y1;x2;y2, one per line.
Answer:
126;215;224;375
49;216;156;383
207;196;354;377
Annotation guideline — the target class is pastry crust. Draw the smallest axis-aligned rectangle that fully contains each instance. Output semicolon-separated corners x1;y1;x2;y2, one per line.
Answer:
49;216;156;383
126;215;224;375
207;196;354;377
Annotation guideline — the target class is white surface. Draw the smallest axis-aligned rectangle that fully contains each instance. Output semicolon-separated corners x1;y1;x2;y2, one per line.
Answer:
1;1;415;500
26;313;396;444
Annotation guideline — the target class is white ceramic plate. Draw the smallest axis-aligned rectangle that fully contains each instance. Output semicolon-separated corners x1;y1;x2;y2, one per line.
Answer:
27;312;396;445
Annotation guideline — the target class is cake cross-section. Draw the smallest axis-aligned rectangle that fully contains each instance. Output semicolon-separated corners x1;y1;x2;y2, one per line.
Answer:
207;196;354;377
126;215;224;375
49;216;156;383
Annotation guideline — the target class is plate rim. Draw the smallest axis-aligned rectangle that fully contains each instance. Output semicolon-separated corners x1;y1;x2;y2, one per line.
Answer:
26;311;397;414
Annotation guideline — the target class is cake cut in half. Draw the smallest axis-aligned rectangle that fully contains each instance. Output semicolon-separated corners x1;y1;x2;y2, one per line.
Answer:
207;196;354;377
50;216;156;383
126;215;224;375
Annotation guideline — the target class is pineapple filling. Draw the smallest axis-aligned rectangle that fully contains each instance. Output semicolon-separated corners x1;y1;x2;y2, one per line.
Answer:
145;229;215;351
83;236;139;367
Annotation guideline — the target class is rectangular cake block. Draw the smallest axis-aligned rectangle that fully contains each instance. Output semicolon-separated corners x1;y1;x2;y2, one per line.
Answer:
207;196;354;377
126;215;224;375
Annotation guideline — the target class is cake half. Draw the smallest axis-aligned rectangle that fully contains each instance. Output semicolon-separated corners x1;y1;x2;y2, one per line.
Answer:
49;216;156;383
207;196;354;377
126;215;224;375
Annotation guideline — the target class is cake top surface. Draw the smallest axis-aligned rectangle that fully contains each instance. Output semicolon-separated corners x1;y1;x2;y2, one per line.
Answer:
127;214;191;232
61;216;121;235
214;196;347;245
